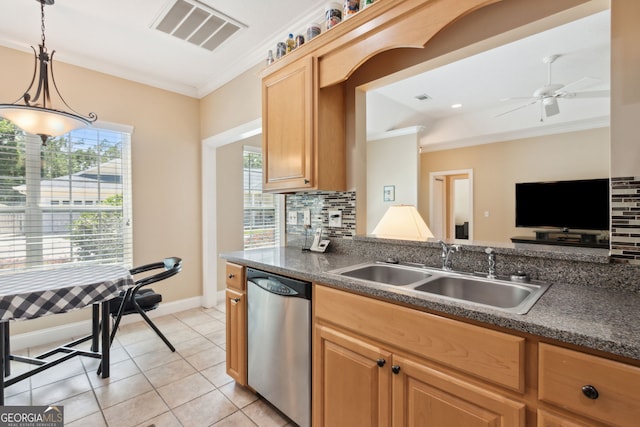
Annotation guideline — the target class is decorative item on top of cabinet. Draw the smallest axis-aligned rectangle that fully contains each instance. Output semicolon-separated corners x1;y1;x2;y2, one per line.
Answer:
225;262;247;385
261;56;346;193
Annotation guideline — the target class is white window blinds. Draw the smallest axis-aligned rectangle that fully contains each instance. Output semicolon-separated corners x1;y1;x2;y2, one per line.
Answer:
0;120;133;274
243;147;281;249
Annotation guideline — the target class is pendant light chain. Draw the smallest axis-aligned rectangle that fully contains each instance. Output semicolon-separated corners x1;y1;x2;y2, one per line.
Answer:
40;1;46;48
0;0;97;144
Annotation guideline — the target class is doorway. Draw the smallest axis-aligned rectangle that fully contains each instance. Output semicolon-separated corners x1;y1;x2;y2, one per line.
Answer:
429;169;473;241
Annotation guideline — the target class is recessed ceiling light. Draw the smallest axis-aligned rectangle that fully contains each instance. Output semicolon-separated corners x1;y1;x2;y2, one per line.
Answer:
451;103;463;109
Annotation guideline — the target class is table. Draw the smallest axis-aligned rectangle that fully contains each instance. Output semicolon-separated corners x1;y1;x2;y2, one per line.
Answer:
0;264;133;404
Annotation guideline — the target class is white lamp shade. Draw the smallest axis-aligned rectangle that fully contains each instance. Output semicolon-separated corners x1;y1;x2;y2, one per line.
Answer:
371;205;434;241
0;105;91;138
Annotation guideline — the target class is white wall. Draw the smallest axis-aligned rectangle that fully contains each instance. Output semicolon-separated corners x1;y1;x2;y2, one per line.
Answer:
366;128;421;233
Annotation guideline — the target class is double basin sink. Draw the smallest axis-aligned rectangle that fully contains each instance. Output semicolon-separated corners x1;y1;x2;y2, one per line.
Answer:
328;262;550;314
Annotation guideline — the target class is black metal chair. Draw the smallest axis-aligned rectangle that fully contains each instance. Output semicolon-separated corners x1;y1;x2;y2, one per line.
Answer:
108;257;182;352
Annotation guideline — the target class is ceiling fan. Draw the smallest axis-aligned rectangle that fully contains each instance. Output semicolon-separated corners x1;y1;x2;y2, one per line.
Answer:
496;54;609;121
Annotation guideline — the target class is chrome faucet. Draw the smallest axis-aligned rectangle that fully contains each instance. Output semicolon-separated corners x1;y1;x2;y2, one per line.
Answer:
485;247;496;279
439;240;460;271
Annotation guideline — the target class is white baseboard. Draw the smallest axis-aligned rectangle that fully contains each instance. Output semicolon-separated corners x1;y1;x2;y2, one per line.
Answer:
11;296;204;351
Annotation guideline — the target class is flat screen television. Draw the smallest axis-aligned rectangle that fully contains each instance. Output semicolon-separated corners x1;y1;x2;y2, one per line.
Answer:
515;178;609;231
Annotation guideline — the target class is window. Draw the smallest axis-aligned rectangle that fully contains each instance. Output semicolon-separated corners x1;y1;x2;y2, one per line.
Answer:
243;147;281;249
0;119;133;273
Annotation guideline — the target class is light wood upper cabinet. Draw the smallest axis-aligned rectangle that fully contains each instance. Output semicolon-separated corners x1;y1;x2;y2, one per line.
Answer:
259;0;587;194
262;57;345;192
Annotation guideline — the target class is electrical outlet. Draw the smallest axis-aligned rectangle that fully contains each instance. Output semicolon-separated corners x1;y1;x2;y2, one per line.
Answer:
303;209;311;226
328;210;342;227
287;210;298;225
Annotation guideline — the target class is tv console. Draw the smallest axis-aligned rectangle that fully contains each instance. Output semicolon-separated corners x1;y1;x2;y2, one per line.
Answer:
511;229;609;249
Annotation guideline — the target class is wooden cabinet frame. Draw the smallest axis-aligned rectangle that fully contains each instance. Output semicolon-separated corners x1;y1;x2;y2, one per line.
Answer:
259;0;588;193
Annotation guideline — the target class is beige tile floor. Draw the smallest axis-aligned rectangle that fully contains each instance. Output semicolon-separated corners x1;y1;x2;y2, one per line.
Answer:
4;303;295;427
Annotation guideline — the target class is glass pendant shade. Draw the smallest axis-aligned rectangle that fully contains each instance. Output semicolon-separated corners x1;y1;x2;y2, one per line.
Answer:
371;205;434;241
0;105;92;139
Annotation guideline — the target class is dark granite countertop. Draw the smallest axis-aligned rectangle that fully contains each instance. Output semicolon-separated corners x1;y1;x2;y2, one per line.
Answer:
221;247;640;362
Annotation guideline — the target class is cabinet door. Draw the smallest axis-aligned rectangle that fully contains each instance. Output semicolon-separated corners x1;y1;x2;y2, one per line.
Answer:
262;57;314;191
392;355;525;427
225;288;247;385
313;325;392;427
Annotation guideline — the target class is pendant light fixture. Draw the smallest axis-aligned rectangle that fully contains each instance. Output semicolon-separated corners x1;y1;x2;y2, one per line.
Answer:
0;0;97;145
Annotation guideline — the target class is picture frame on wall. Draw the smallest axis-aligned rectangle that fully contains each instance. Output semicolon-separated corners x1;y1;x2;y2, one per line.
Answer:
383;185;395;202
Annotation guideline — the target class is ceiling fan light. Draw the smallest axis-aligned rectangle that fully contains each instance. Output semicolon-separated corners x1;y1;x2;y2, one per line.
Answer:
543;97;560;116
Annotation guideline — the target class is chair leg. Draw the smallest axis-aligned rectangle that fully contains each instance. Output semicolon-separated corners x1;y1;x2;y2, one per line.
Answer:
134;304;175;352
139;310;176;352
109;288;132;346
97;289;131;376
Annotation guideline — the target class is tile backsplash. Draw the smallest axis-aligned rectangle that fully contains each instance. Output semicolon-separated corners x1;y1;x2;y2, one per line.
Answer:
611;176;640;265
284;180;640;267
285;191;356;244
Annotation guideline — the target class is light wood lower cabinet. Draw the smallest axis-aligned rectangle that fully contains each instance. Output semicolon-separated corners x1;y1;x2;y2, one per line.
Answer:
313;285;526;427
225;288;247;385
537;408;601;427
392;354;525;426
314;325;392;426
539;343;640;426
225;262;247;386
219;272;640;426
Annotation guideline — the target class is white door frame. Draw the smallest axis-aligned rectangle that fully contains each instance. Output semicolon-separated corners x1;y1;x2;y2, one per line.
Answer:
201;119;262;308
429;169;474;241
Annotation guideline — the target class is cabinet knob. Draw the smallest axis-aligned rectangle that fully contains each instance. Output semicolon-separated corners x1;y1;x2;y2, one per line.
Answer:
581;385;599;400
376;359;386;367
228;273;235;279
231;298;241;304
391;365;401;375
304;179;310;184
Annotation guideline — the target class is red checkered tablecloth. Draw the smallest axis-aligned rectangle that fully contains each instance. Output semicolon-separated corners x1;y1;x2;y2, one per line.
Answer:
0;264;133;322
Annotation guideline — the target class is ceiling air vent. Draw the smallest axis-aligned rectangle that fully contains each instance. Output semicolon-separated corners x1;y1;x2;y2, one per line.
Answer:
152;0;246;52
414;94;432;101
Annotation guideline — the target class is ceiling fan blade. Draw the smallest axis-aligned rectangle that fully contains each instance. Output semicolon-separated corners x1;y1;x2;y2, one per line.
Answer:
495;99;538;118
554;76;601;95
499;96;536;102
563;89;610;99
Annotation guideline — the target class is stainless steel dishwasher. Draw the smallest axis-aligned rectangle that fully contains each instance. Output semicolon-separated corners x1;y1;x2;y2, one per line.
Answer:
247;268;311;427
